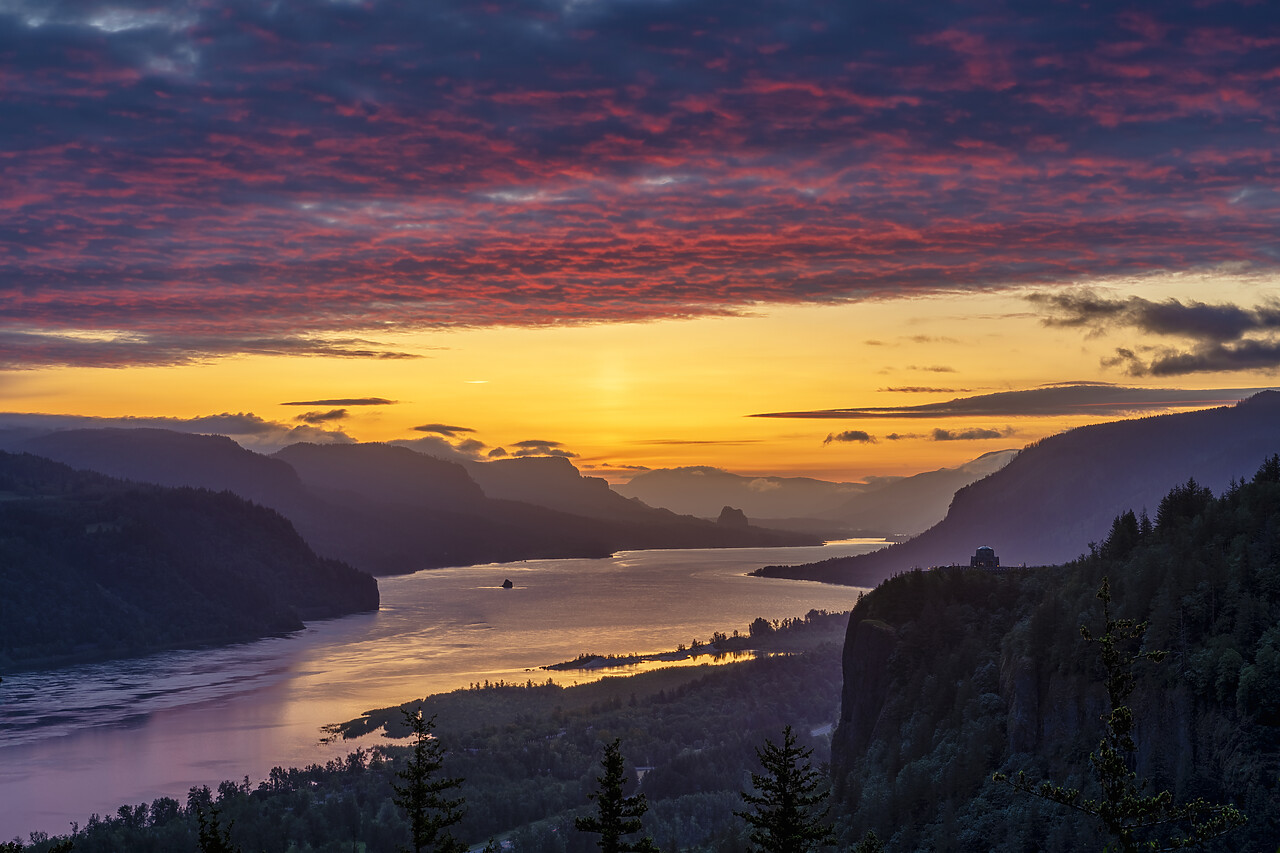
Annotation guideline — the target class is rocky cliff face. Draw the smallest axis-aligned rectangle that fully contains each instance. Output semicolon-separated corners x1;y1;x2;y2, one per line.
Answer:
834;616;897;759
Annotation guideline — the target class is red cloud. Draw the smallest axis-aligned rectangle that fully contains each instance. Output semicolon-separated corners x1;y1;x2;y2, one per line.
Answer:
0;1;1277;366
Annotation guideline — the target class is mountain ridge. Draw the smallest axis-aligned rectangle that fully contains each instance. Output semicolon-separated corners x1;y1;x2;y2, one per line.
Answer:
5;429;817;575
759;392;1280;584
0;451;379;671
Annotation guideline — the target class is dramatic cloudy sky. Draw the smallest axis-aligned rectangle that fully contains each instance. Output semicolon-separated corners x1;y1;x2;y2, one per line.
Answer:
2;0;1278;479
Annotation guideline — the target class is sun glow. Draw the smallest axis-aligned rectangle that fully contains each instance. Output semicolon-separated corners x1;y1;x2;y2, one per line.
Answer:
7;274;1275;483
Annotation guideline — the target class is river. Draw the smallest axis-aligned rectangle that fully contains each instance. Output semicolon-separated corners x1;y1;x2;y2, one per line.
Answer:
0;541;880;841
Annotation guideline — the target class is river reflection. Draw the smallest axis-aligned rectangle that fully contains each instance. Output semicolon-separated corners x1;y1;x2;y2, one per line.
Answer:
0;541;879;840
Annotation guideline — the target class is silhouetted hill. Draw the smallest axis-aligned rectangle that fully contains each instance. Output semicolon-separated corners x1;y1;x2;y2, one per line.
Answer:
618;451;1017;537
467;455;782;531
275;443;818;567
20;427;306;506
617;466;870;518
9;429;817;575
0;451;378;671
466;455;638;519
276;442;486;509
820;448;1019;535
762;392;1280;584
272;441;626;570
831;462;1280;850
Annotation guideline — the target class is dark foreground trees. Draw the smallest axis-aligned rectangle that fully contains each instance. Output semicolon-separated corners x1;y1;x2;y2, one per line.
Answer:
736;726;834;853
996;578;1246;852
393;709;465;853
575;739;659;853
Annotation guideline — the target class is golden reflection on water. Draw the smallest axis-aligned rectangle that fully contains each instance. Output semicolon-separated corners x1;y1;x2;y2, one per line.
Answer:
1;542;879;839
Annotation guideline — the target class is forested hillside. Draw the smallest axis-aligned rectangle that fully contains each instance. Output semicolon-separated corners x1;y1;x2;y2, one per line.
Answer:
12;456;1280;852
0;452;379;670
833;457;1280;851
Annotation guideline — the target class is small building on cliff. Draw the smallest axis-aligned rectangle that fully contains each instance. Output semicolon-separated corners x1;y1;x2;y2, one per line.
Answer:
970;545;1000;569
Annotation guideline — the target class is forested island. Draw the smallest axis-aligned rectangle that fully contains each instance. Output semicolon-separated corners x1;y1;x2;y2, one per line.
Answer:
0;451;378;671
7;459;1280;852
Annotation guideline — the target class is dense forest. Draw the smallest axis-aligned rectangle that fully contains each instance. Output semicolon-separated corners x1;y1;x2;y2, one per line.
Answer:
0;451;378;670
9;459;1280;851
833;456;1280;851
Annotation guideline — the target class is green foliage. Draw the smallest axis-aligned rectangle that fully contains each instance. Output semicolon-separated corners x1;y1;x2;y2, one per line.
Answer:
851;830;883;853
393;710;465;853
996;578;1246;852
833;455;1280;851
193;801;240;853
736;726;833;853
574;740;658;853
1100;510;1142;561
1154;478;1214;532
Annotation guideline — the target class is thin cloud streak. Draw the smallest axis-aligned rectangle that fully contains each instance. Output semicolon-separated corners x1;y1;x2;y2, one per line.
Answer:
751;385;1276;419
824;430;877;445
280;398;397;406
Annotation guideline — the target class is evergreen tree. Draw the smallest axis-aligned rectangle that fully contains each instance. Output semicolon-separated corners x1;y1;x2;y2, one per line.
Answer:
996;578;1247;852
851;829;884;853
393;708;466;853
194;802;240;853
187;786;241;853
736;726;834;853
575;739;659;853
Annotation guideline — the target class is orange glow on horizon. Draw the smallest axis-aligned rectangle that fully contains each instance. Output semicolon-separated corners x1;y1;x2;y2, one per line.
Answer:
5;276;1278;484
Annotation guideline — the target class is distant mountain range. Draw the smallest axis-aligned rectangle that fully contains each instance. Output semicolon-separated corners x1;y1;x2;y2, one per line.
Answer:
617;449;1019;537
0;451;378;670
761;391;1280;585
5;429;817;575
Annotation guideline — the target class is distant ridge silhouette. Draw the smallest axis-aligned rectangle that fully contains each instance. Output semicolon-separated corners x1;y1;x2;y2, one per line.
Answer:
762;392;1280;585
8;429;816;575
618;450;1018;536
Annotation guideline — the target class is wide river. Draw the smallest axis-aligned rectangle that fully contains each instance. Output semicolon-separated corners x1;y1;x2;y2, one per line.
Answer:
0;541;881;841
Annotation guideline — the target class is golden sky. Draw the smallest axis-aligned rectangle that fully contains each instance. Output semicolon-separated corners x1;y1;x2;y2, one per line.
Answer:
7;272;1277;483
6;3;1280;484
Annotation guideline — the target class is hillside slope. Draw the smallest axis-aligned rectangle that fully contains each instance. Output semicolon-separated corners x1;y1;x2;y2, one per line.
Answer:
821;448;1018;535
0;452;378;670
11;429;816;575
618;450;1017;537
275;443;818;570
764;392;1280;584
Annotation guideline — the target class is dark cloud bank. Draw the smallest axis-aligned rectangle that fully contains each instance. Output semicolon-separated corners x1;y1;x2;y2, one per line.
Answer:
1035;292;1280;375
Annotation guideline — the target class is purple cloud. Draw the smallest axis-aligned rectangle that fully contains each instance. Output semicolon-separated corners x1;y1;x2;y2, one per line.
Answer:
0;1;1276;365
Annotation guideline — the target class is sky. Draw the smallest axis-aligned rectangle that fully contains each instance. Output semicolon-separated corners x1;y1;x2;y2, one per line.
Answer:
2;0;1279;482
